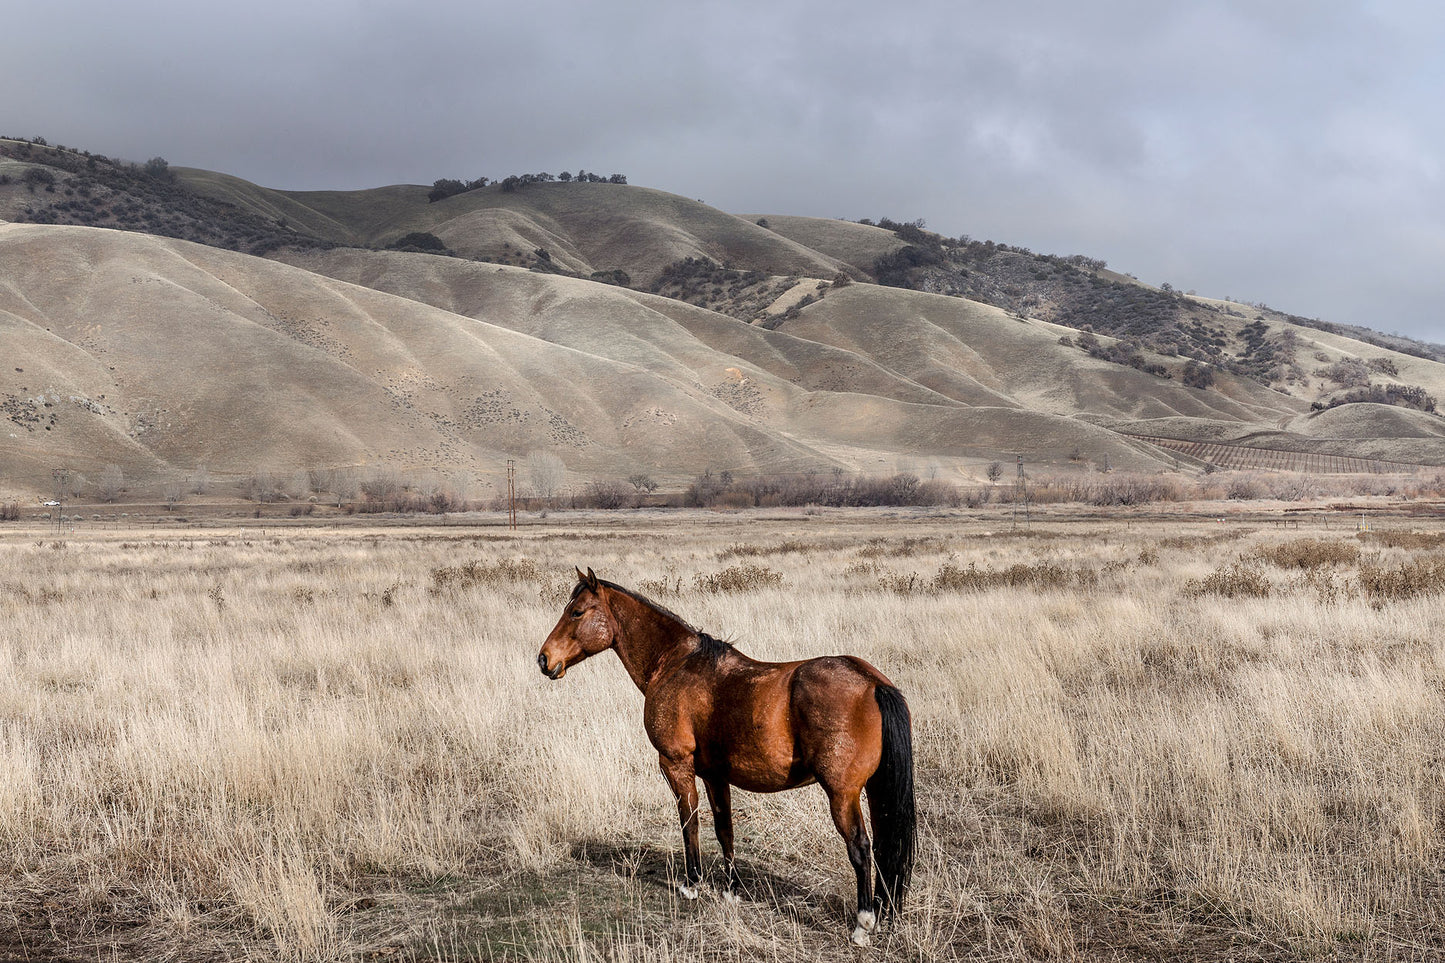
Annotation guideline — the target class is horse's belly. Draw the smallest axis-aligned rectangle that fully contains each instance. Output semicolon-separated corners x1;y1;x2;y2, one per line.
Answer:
732;769;815;793
699;740;812;793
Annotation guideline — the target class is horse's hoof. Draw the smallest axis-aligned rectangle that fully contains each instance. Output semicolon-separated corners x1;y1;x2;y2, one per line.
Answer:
721;889;742;905
677;883;700;900
850;926;871;947
856;909;877;932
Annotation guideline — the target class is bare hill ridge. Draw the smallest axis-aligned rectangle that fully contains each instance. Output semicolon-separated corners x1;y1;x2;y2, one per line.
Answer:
1;223;1182;496
180;171;856;286
2;139;1444;498
0;224;837;492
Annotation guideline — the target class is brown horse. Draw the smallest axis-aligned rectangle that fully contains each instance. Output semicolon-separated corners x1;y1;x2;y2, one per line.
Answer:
538;568;915;946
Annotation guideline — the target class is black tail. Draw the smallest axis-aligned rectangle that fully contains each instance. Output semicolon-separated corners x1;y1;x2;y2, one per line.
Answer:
867;684;915;917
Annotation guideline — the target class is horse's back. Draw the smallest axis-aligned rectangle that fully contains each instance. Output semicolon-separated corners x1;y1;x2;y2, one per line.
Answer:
792;654;894;693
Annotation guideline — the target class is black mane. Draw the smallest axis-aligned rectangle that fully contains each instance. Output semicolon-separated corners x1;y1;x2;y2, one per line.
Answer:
694;631;734;663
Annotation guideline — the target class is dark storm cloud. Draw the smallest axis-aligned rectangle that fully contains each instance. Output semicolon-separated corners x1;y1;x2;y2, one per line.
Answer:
4;0;1442;340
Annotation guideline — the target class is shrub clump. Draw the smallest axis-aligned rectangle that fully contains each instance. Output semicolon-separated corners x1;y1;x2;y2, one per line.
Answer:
637;576;683;598
386;231;449;253
931;561;1097;592
1359;531;1445;551
1251;538;1360;570
693;564;783;593
1357;558;1445;602
716;540;811;560
877;571;926;595
430;558;544;593
1184;562;1272;598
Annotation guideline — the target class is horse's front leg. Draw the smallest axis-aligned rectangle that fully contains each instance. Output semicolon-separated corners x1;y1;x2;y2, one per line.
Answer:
660;755;703;898
703;778;741;900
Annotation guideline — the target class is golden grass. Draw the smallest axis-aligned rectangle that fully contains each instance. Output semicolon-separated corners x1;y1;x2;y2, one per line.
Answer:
0;512;1442;960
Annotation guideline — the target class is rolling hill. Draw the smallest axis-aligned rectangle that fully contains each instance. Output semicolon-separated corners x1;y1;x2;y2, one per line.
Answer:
2;136;1443;502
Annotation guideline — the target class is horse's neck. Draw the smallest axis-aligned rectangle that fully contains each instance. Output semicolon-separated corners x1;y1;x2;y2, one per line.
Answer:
606;589;693;692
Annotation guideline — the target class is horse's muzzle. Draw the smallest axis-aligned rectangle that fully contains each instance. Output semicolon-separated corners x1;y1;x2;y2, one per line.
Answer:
538;652;565;680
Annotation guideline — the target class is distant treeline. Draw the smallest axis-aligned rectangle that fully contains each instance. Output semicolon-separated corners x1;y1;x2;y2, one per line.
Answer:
12;463;1445;524
428;170;628;203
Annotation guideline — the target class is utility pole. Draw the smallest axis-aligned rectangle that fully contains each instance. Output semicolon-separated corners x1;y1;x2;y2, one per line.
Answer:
506;459;517;531
1014;455;1030;530
51;466;70;534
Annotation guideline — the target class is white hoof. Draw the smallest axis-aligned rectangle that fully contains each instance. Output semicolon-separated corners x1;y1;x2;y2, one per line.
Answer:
856;909;877;932
721;889;742;904
850;926;871;946
677;883;699;900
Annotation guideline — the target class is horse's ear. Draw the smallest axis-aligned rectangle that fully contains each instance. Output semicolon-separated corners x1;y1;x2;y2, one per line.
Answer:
585;567;599;590
575;566;587;583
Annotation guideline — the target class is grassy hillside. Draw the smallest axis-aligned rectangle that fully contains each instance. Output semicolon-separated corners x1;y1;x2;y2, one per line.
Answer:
3;135;1443;498
0;224;855;494
780;285;1301;421
760;214;1445;389
274;248;952;409
4;223;1191;499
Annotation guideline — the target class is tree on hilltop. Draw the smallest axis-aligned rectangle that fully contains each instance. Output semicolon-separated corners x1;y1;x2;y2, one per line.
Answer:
143;156;173;181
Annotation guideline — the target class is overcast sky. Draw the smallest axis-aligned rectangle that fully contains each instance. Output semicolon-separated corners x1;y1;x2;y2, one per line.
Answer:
5;0;1442;342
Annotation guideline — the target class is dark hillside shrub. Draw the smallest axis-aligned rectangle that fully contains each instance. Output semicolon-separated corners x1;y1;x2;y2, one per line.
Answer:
1316;384;1437;414
1182;362;1215;389
387;231;449;252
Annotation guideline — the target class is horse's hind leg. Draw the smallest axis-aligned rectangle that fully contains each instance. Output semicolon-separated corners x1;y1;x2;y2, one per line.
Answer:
825;787;876;945
704;778;741;900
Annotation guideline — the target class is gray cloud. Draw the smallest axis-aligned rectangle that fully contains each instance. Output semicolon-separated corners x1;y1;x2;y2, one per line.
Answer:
4;0;1442;340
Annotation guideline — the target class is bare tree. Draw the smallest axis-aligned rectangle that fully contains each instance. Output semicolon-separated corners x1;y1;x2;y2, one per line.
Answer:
247;469;285;503
190;465;210;495
627;472;658;506
526;451;566;506
584;479;631;509
286;470;311;502
98;464;125;503
627;472;658;495
362;466;401;507
446;470;475;510
162;476;186;510
986;461;1004;485
331;469;359;508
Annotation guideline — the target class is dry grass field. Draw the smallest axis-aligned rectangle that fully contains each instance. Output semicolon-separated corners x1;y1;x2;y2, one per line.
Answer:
1;505;1444;961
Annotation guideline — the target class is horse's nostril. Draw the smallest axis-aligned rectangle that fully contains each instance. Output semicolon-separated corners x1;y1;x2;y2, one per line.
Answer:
537;652;549;674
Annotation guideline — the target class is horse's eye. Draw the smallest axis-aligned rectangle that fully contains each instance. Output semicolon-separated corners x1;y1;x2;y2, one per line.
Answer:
570;609;583;619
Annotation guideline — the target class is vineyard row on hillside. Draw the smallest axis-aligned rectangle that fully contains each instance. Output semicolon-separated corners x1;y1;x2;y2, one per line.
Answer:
1127;434;1425;474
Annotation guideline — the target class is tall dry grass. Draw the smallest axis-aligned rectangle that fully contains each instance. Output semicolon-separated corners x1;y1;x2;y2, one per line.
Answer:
0;514;1442;960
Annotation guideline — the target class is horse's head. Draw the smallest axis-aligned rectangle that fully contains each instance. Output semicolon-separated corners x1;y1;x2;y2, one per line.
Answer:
538;567;616;680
